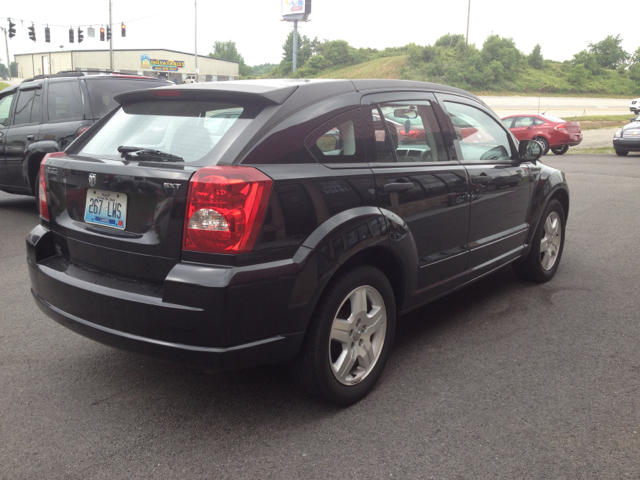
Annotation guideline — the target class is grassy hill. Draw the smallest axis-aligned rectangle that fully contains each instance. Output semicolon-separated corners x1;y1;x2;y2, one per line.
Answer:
317;56;407;80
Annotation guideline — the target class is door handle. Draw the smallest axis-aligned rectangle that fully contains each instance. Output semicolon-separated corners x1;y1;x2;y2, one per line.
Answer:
26;135;35;141
526;127;533;130
382;180;414;193
472;176;492;185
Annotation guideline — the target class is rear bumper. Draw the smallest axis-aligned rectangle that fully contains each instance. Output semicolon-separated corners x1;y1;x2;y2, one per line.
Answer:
550;132;582;148
26;224;322;371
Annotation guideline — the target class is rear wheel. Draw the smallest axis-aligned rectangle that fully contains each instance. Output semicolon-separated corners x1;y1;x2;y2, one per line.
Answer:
535;137;549;156
288;265;396;406
513;199;566;283
615;149;629;156
551;145;569;155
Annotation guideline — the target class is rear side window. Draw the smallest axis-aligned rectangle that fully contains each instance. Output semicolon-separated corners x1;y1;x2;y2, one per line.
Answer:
304;109;365;164
13;89;42;126
48;82;83;122
85;79;169;118
78;101;244;163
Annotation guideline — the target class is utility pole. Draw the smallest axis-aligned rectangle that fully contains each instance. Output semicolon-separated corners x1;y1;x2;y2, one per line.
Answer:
292;20;298;73
194;0;198;82
1;27;11;80
466;0;471;45
109;0;114;70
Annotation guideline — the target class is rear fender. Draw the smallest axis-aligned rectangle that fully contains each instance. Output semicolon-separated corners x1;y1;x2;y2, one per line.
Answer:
292;206;418;332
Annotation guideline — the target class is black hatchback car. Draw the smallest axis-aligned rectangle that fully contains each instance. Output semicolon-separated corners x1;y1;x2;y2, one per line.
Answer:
28;79;568;405
0;72;172;200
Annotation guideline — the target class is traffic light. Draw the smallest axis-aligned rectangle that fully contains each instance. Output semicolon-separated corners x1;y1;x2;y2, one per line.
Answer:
69;28;74;43
45;27;51;43
121;23;126;37
100;27;105;41
28;24;36;42
106;26;111;40
78;27;84;43
8;19;16;39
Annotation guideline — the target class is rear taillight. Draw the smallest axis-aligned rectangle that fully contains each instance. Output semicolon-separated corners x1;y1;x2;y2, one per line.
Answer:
555;124;566;130
183;166;272;254
39;152;66;220
74;126;90;138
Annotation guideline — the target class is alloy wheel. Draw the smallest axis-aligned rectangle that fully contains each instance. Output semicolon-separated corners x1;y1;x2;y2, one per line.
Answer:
328;285;387;386
540;211;562;270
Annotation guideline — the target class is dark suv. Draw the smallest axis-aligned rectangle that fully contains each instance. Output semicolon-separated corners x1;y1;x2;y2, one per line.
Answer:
27;80;568;406
0;72;172;200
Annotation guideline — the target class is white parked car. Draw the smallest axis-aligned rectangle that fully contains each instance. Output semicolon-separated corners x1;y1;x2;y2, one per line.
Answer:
629;98;640;114
184;74;197;84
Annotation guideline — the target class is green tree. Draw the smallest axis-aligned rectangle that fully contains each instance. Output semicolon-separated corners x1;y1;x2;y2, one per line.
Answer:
572;49;602;75
567;64;589;88
208;41;251;76
319;40;355;67
0;62;17;78
481;35;521;80
434;33;466;48
588;34;628;69
528;44;544;69
282;31;315;67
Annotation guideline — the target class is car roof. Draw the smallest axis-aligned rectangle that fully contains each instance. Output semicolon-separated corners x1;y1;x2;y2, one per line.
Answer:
114;79;486;108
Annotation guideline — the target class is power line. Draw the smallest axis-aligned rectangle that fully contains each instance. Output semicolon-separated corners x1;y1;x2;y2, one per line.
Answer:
5;8;179;29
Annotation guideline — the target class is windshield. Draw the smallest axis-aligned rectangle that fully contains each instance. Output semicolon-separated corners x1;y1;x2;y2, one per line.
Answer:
79;101;244;163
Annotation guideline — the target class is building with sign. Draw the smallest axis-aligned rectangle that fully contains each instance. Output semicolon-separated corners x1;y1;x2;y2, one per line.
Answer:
14;49;239;83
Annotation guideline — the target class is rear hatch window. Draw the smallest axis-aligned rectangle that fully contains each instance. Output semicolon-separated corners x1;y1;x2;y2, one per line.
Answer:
78;101;244;163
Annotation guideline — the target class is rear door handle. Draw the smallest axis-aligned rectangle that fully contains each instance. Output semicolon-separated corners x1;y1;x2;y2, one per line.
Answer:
26;135;35;141
382;180;414;193
472;176;492;185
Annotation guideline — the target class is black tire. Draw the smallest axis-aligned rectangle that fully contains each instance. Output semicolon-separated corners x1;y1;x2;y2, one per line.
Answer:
535;137;549;156
615;149;629;156
513;199;566;283
551;145;569;155
288;265;396;406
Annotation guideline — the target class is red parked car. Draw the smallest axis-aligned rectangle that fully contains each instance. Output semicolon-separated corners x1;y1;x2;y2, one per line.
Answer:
501;114;582;155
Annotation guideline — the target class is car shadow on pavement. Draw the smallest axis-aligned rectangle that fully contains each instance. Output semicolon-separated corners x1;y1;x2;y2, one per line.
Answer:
0;194;38;215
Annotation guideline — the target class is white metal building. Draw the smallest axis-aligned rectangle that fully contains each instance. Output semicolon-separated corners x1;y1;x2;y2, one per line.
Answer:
14;49;239;83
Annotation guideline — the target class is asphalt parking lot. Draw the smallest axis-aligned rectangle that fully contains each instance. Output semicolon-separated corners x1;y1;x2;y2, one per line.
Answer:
1;153;639;479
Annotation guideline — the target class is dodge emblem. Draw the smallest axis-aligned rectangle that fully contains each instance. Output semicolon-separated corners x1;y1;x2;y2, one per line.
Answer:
88;173;97;187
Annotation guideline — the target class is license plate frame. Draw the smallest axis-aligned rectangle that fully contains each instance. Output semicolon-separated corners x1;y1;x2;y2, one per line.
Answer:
84;189;128;230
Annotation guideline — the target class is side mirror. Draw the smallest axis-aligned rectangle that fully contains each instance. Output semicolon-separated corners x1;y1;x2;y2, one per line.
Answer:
317;135;338;152
518;139;542;163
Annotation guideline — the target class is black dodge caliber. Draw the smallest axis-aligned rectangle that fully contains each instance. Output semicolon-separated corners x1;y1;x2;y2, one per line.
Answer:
27;79;568;405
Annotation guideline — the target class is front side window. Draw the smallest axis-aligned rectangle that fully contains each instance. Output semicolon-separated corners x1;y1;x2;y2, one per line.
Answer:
304;109;365;164
444;101;513;162
79;101;245;163
379;101;448;162
0;93;15;127
47;81;83;122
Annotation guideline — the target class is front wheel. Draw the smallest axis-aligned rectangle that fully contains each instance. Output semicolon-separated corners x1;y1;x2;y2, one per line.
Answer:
513;199;566;283
551;145;569;155
288;265;396;406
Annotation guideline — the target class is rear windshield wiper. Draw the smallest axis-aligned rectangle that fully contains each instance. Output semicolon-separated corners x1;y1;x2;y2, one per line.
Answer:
117;145;184;162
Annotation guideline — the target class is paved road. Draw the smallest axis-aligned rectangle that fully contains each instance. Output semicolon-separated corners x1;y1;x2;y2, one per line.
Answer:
1;154;640;479
482;96;631;118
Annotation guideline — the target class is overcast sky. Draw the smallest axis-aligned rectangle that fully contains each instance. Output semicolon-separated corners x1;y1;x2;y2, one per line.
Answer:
3;0;639;68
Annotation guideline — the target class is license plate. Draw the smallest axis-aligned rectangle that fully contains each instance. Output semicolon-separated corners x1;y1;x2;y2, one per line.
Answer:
84;189;127;230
